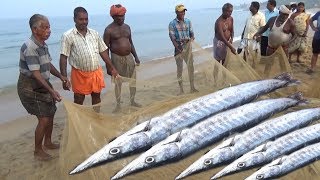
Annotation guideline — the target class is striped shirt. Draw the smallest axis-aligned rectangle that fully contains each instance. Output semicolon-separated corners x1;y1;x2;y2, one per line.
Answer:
19;36;51;80
60;28;108;72
169;18;194;44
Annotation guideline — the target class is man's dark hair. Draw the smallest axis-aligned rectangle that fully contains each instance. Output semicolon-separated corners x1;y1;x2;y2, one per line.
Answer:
268;0;276;7
222;3;233;11
74;7;87;18
29;14;47;29
251;1;260;10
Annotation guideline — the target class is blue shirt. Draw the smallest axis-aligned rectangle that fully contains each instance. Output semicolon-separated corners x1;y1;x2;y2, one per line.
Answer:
311;12;320;39
169;18;194;43
262;8;279;37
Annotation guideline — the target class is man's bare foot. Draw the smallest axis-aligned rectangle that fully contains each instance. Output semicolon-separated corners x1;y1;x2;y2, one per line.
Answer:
297;60;302;63
112;105;121;113
190;87;199;93
44;143;60;150
131;101;142;107
306;68;314;74
34;150;52;161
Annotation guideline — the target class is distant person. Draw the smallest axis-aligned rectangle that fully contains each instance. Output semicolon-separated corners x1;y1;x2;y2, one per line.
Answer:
18;14;69;160
213;3;236;65
261;0;278;56
254;5;295;57
306;10;320;74
169;4;198;95
103;4;141;113
59;7;118;112
239;1;266;60
289;2;310;63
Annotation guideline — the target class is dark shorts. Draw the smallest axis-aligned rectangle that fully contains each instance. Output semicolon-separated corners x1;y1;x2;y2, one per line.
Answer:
17;73;56;117
312;38;320;54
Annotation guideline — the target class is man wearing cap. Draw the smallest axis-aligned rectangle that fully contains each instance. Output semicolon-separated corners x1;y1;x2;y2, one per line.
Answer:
169;4;198;95
104;4;141;113
60;7;118;112
254;5;295;57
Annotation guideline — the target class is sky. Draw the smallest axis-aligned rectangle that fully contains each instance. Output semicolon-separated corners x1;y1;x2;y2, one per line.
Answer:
1;0;265;19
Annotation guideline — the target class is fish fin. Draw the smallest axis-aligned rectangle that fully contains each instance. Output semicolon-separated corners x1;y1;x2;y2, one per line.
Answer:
287;92;308;104
128;120;152;136
162;131;183;146
108;137;117;143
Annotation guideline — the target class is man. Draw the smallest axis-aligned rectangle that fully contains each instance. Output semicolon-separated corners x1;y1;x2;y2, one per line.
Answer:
306;10;320;74
17;14;69;160
169;4;198;95
254;5;295;57
261;0;278;56
60;7;118;112
240;1;266;60
103;4;141;113
213;3;237;65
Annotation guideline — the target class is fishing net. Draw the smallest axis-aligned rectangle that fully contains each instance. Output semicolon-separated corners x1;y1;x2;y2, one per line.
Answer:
27;41;320;180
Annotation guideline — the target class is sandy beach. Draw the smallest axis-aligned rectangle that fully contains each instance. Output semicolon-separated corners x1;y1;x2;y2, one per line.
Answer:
2;8;320;180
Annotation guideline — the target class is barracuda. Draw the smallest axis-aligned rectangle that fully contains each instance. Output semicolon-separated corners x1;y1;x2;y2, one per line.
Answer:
179;108;320;180
111;92;305;180
246;141;320;180
69;73;299;174
216;122;320;179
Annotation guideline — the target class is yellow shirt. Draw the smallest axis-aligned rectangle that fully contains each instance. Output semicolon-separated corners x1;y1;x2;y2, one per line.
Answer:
60;28;108;72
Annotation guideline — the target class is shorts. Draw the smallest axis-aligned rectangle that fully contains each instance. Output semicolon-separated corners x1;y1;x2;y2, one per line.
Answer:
312;38;320;54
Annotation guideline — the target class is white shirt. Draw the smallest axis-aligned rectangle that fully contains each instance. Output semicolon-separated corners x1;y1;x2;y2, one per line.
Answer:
244;11;266;39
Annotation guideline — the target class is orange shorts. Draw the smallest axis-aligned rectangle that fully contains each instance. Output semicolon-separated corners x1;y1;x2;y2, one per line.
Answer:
71;66;105;95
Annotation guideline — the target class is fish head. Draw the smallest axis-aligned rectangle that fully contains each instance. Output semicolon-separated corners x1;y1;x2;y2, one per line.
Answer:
245;158;282;180
176;148;233;180
111;133;182;180
212;151;265;179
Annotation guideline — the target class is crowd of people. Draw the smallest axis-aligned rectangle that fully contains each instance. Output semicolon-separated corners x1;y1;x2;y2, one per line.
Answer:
17;2;320;160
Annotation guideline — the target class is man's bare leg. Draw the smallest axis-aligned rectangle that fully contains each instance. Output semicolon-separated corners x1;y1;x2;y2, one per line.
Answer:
129;86;141;107
74;93;85;105
34;116;52;160
91;92;101;113
43;116;59;149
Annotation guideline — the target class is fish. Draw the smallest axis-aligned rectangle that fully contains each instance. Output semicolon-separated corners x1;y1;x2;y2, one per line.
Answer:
246;141;320;180
111;92;305;180
215;121;320;179
179;108;320;180
69;73;299;174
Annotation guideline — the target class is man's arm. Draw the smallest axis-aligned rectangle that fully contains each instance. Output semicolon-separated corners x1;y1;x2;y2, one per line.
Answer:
254;17;273;38
169;22;182;53
100;50;118;77
51;62;70;90
103;27;111;55
309;16;318;31
128;26;140;65
59;54;71;90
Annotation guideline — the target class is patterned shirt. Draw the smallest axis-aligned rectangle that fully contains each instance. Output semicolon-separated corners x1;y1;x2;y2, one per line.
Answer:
169;18;194;44
311;12;320;39
263;8;279;37
60;28;108;72
244;11;266;39
19;36;51;80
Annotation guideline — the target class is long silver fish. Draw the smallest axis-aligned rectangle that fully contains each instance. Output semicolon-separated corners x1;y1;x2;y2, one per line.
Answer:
70;73;298;174
246;141;320;180
216;121;320;179
111;92;305;180
178;108;320;180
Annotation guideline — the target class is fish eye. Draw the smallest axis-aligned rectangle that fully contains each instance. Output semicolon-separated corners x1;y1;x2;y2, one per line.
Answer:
145;156;155;164
109;147;120;155
204;159;212;165
237;162;246;168
256;174;264;179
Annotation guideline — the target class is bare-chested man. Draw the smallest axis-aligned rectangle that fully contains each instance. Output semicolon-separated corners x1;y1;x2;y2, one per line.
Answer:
104;4;141;112
254;5;295;57
214;3;237;65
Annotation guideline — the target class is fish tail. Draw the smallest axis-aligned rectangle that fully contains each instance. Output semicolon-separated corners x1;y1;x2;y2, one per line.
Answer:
287;92;308;104
274;73;300;86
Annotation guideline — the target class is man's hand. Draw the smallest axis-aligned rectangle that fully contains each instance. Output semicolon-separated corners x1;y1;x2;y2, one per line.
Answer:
50;90;62;102
61;76;70;91
111;68;119;78
312;27;319;32
135;58;141;66
230;47;237;55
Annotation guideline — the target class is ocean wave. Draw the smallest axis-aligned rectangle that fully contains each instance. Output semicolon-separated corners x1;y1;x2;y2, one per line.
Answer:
133;28;167;35
1;45;21;50
0;32;23;36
